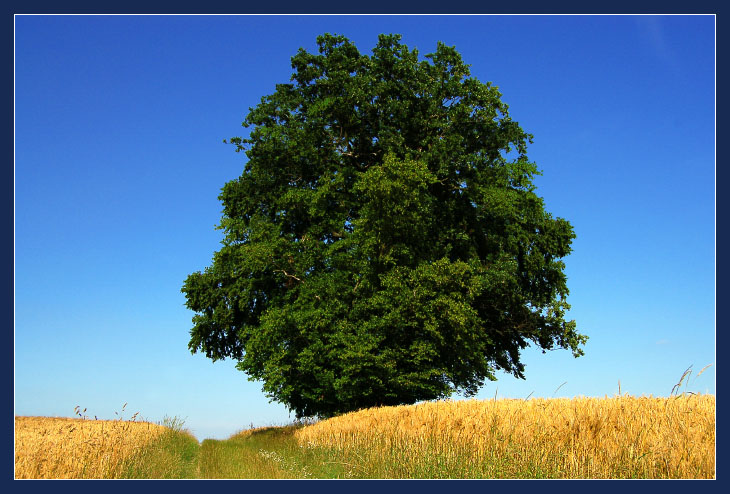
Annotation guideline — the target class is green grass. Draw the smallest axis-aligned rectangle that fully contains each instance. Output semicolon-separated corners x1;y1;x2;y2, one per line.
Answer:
120;417;200;479
118;421;348;479
117;422;568;479
198;427;561;479
295;433;564;479
198;426;349;479
116;417;712;479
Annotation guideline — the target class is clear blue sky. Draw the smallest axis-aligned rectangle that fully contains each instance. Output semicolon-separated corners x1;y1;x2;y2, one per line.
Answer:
14;15;715;441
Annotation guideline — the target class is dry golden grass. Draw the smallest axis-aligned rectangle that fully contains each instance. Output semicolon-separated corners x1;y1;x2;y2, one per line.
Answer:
295;394;715;479
15;416;167;479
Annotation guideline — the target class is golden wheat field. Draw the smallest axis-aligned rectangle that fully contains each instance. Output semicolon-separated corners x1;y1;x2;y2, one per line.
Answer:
295;395;716;479
14;415;167;479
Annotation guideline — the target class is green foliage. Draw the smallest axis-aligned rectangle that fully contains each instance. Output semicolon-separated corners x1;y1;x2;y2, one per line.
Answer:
182;33;587;419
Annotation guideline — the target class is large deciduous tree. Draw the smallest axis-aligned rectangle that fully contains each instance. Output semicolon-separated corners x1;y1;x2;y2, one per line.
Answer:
182;33;587;419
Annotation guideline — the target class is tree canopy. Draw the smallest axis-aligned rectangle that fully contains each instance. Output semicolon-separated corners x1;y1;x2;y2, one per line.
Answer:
182;33;587;419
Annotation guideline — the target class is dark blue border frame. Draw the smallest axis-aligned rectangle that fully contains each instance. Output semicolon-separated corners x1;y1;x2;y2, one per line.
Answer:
7;2;722;490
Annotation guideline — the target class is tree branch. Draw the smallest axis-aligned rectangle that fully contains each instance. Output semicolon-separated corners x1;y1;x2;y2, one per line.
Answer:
274;269;303;282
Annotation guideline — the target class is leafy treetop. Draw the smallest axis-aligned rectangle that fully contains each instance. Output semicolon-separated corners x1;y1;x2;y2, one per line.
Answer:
182;33;587;419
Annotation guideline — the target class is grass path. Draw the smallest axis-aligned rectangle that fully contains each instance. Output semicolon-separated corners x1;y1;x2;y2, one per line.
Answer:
123;425;346;479
197;436;290;478
195;426;349;479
